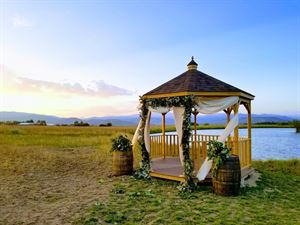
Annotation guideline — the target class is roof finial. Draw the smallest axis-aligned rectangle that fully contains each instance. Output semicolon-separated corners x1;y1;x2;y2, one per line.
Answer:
187;56;198;70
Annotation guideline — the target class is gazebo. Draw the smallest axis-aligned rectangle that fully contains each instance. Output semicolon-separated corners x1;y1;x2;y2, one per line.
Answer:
133;57;254;187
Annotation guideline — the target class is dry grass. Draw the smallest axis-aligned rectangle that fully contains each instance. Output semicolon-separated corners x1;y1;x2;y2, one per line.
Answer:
0;125;135;225
1;125;299;225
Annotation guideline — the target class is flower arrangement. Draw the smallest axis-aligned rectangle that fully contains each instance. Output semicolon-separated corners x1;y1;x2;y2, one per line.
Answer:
207;141;231;178
111;135;132;152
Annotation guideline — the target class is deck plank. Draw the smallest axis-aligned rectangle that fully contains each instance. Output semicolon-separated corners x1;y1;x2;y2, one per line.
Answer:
150;157;252;182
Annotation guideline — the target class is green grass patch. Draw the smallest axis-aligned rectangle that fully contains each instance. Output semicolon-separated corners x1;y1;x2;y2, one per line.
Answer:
80;160;300;225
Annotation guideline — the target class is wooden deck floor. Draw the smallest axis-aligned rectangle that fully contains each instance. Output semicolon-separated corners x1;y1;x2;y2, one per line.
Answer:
151;157;184;177
150;157;254;182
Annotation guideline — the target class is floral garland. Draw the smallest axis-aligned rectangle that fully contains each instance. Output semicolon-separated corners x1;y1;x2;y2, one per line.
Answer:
181;97;196;190
138;96;196;190
134;98;151;179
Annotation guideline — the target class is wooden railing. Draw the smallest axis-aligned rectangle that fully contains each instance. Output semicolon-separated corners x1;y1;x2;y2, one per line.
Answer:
150;134;251;170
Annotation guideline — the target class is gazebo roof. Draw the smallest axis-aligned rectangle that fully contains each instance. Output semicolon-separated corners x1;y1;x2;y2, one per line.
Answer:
143;57;254;100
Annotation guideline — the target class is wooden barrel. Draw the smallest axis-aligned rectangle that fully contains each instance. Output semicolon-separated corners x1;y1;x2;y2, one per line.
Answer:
112;150;133;176
212;155;241;196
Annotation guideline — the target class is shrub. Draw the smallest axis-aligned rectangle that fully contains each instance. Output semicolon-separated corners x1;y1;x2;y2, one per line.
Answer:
293;120;300;133
99;122;112;127
207;141;231;178
36;120;47;126
74;121;90;126
111;135;132;152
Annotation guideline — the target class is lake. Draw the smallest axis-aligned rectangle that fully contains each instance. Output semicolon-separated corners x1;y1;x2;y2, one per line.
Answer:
166;128;300;160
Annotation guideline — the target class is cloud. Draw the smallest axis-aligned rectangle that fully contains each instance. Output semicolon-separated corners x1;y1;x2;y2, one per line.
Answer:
1;65;132;97
12;15;33;28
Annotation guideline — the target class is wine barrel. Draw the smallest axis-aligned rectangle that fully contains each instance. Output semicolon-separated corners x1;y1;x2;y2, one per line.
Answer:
112;150;133;176
212;155;241;196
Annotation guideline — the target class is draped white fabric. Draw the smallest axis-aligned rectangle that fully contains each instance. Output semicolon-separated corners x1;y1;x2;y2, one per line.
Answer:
144;111;151;152
132;106;170;150
173;107;185;166
196;96;240;181
196;113;239;181
148;106;170;114
145;106;171;153
218;114;239;142
194;96;239;114
196;158;213;181
132;119;142;146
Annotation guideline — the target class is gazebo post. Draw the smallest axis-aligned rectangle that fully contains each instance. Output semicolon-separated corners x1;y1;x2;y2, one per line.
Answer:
233;103;239;155
193;111;199;169
226;108;231;125
193;111;199;142
193;112;198;137
247;102;252;166
224;108;232;144
162;113;166;159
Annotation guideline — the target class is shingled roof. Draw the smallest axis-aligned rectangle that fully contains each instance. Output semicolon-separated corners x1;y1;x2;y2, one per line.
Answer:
143;57;254;100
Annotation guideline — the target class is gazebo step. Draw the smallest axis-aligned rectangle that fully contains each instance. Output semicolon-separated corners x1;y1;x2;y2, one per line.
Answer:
150;171;185;182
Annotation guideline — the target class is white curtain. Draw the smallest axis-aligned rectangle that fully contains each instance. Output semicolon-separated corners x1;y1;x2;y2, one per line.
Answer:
196;113;239;181
145;106;171;153
144;111;151;152
196;96;239;181
132;119;142;146
132;106;170;150
218;114;239;142
194;96;238;114
173;107;185;166
148;106;170;114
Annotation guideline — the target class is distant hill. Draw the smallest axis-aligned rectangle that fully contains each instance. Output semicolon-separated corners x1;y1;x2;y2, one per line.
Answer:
0;111;298;126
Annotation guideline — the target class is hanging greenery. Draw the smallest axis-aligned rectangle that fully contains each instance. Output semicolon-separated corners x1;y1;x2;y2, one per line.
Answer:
145;96;193;108
134;97;151;180
140;95;196;190
181;96;196;190
207;141;231;178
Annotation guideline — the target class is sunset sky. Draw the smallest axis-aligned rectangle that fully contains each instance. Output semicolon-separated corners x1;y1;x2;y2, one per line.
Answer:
0;0;299;117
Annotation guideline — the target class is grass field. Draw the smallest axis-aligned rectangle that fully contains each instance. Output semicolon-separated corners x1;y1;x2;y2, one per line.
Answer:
0;125;299;225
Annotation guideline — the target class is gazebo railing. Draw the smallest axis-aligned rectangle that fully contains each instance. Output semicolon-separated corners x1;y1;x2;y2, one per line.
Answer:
150;134;251;170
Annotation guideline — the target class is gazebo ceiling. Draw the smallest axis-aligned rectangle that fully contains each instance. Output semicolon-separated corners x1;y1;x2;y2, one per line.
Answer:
143;57;255;100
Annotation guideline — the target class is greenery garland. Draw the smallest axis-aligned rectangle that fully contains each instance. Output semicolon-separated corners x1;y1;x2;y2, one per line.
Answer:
134;97;151;180
207;141;231;178
181;97;196;190
143;96;196;190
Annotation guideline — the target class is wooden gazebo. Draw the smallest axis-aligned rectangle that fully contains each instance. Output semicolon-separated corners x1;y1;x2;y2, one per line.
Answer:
135;57;254;183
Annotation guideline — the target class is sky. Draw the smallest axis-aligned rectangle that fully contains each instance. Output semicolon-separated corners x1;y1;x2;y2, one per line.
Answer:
0;0;299;117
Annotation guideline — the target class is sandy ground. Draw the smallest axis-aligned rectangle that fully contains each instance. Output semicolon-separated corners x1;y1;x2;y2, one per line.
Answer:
0;147;112;225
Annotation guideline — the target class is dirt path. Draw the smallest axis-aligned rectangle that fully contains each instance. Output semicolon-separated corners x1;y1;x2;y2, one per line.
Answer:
0;147;112;225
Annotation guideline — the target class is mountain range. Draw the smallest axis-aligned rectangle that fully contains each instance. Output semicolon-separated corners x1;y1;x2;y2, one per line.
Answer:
0;111;299;126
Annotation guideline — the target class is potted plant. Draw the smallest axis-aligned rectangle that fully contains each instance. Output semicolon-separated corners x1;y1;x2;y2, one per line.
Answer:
207;141;241;196
111;135;133;176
